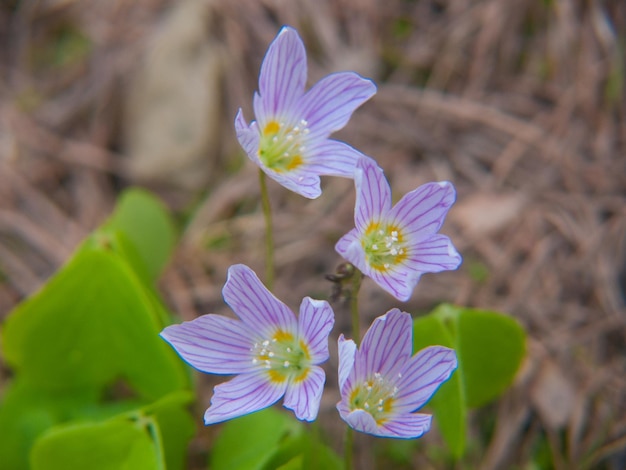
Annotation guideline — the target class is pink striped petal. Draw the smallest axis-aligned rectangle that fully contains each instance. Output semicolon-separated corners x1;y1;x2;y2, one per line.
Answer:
379;413;432;439
338;334;357;392
265;169;322;199
304;139;366;178
356;309;412;380
204;371;287;425
341;409;380;436
334;228;365;270
390;181;456;241
298;297;334;363
256;26;306;124
223;264;297;337
354;157;391;231
299;72;376;140
160;314;256;375
367;267;418;302
283;365;325;421
404;234;462;273
394;346;458;413
234;109;261;166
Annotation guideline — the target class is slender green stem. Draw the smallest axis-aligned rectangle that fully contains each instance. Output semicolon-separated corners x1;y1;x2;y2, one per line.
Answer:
344;426;354;470
344;267;363;470
350;268;363;345
259;169;274;290
309;420;320;469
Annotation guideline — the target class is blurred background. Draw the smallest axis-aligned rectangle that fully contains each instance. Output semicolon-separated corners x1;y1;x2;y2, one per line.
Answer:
0;0;624;468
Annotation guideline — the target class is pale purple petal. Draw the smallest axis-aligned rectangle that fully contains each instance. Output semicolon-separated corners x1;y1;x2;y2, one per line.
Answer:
257;26;306;122
299;72;376;140
338;334;357;392
204;371;287;425
379;413;432;439
367;265;420;302
160;314;256;375
265;169;321;199
394;346;457;413
283;365;325;421
234;109;261;165
404;234;462;273
357;309;413;379
298;297;334;364
334;228;367;273
304;139;366;178
389;181;456;241
222;264;297;336
354;157;391;231
341;409;380;436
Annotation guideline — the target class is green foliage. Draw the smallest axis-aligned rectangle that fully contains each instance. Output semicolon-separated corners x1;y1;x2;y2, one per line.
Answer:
31;418;160;470
30;390;194;470
413;304;526;459
0;189;193;470
104;188;176;282
210;408;342;470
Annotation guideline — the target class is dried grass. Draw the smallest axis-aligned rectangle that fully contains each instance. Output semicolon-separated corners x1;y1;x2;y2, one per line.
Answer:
1;0;624;468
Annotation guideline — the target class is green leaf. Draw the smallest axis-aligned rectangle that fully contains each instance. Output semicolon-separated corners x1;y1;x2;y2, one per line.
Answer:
276;456;304;470
105;188;176;281
263;428;343;470
412;315;466;459
142;391;196;470
210;408;303;470
1;247;188;399
0;379;96;470
434;304;526;408
30;418;159;470
412;304;526;459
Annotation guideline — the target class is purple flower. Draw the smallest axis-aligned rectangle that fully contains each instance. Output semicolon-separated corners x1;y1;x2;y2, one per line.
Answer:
337;309;457;439
235;26;376;199
335;157;462;301
160;264;334;424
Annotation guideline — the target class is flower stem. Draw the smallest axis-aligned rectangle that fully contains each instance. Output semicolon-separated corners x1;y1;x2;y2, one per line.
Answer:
344;426;354;470
259;169;274;290
345;267;362;470
350;268;363;345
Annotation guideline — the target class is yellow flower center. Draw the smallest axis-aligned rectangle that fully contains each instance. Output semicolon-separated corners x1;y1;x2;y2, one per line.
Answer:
348;372;399;425
251;329;311;383
258;119;308;172
361;222;408;271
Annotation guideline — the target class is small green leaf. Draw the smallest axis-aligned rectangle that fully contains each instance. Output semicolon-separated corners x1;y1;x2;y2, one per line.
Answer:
105;188;176;281
30;418;159;470
412;304;526;459
142;391;196;470
210;408;303;470
434;305;526;408
276;455;304;470
413;315;466;458
263;426;343;470
1;248;188;399
0;379;95;470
